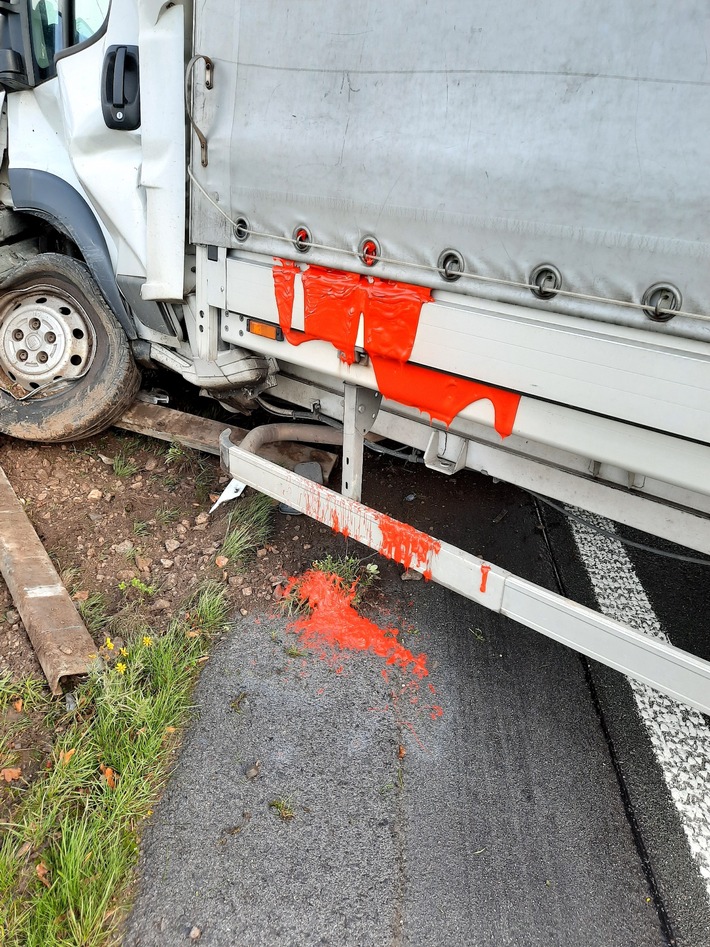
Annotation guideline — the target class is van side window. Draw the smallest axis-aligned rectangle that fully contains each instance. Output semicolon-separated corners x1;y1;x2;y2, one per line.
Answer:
29;0;61;72
29;0;110;81
73;0;110;45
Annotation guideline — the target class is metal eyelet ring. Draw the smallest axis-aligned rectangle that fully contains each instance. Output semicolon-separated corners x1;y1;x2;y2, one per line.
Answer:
233;216;250;242
641;282;682;322
292;226;312;253
358;236;380;267
437;249;464;282
529;263;562;300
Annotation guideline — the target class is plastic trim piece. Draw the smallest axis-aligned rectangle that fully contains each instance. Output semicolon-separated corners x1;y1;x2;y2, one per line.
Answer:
7;168;136;338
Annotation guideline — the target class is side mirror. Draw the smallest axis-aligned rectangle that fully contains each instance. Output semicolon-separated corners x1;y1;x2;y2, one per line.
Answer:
0;7;42;93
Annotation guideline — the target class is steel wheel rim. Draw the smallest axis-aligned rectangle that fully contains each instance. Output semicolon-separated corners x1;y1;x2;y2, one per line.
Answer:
0;282;96;395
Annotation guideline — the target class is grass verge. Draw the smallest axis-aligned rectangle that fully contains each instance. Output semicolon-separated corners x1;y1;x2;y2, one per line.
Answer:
0;581;230;947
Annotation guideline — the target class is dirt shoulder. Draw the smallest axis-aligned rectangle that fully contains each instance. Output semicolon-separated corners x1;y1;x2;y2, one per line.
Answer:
0;425;336;818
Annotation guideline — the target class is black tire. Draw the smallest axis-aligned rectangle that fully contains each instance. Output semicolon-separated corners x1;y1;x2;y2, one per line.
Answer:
0;253;140;442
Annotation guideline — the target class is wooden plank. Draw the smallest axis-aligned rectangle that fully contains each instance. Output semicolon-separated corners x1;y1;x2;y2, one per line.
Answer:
115;402;338;481
0;465;98;694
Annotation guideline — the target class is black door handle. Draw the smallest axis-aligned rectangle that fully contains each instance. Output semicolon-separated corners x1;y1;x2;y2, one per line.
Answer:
112;46;126;108
101;45;140;130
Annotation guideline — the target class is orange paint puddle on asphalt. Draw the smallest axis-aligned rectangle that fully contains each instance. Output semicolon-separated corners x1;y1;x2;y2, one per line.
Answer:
286;570;428;678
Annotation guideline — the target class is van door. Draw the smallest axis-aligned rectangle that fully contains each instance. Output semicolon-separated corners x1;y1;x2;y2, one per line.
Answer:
4;0;186;302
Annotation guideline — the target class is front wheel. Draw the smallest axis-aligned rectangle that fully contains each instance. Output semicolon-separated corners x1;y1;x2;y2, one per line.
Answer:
0;253;140;442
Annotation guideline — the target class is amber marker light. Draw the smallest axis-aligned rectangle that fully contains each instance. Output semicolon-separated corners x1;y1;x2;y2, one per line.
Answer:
247;319;284;341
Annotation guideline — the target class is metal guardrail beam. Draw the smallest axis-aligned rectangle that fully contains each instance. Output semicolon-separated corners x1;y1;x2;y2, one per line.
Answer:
0;463;97;694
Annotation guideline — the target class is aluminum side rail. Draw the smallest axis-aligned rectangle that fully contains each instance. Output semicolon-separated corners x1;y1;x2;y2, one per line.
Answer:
220;429;710;716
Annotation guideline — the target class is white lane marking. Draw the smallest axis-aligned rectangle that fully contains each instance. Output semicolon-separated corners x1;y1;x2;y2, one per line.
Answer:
569;511;710;890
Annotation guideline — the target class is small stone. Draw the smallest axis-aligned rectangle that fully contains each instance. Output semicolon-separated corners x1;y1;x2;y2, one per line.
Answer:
189;927;201;941
98;453;114;465
195;512;210;526
256;548;267;558
160;559;174;569
402;569;423;581
87;512;103;523
115;540;134;555
165;539;181;553
135;556;152;573
5;610;20;624
241;587;252;597
215;555;229;569
154;599;171;611
240;608;248;616
144;458;158;471
303;544;312;550
87;489;102;500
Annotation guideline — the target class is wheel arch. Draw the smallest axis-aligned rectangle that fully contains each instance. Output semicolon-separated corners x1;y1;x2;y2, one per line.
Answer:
7;168;137;339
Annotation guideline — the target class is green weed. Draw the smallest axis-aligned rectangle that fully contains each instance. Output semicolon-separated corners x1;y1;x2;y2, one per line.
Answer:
117;577;155;598
112;452;138;478
268;798;295;822
220;494;274;563
156;505;180;527
78;593;111;634
284;644;306;659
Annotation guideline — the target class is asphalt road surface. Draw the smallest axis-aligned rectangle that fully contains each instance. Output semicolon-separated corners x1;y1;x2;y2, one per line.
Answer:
125;455;710;946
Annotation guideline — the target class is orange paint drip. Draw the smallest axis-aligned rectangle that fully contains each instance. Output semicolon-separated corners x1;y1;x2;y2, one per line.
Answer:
289;570;429;678
272;259;520;436
370;357;521;436
363;279;432;362
302;266;362;365
375;511;441;575
480;563;491;593
272;258;301;345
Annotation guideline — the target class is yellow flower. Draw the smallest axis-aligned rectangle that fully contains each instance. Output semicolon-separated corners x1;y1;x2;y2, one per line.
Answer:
115;662;127;675
119;647;129;657
142;635;153;647
104;637;114;651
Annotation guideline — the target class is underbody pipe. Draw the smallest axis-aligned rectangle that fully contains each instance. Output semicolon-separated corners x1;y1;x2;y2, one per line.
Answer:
238;422;343;455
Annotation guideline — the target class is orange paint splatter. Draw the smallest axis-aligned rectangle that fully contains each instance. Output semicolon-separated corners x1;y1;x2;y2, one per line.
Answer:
479;563;491;593
272;259;521;436
376;512;441;575
287;570;428;678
